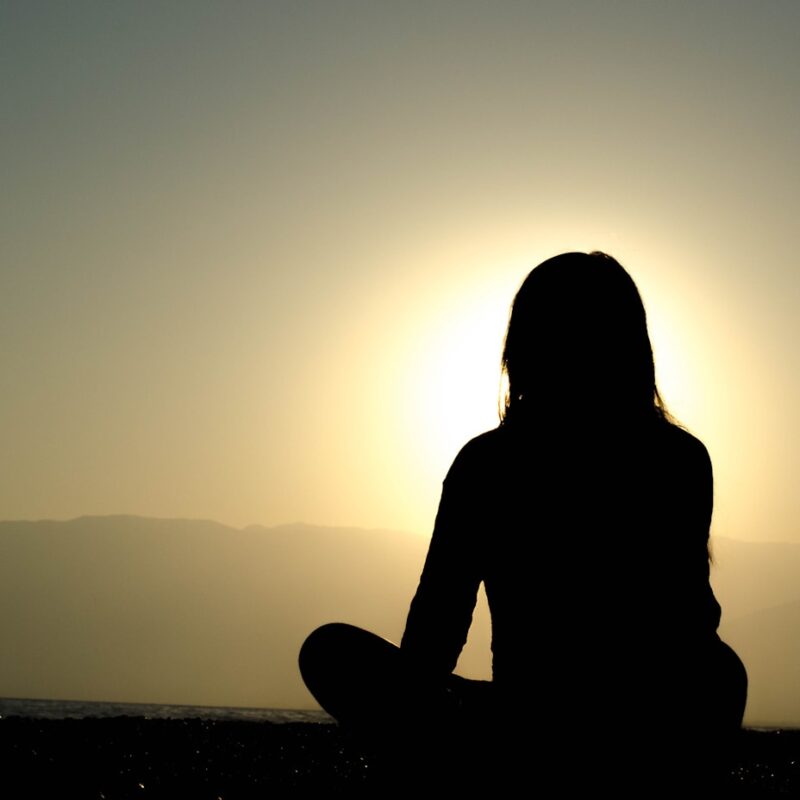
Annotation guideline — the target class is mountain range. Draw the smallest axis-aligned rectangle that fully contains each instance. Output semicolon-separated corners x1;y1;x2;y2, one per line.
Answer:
0;515;795;726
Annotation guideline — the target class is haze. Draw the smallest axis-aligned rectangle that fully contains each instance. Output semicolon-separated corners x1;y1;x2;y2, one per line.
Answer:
2;516;798;727
1;3;798;720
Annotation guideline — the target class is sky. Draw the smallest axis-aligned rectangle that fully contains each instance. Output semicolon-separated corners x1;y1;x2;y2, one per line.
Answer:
2;1;799;546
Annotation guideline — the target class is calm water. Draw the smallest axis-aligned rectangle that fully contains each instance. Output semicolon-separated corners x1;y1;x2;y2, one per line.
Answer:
0;697;333;724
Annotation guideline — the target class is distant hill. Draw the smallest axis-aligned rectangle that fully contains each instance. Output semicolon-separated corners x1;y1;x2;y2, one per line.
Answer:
0;516;795;726
711;537;800;624
721;599;800;727
0;516;450;710
709;537;800;725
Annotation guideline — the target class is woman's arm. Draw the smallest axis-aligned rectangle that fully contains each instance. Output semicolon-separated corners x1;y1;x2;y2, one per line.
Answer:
399;450;483;682
692;437;722;635
668;431;722;642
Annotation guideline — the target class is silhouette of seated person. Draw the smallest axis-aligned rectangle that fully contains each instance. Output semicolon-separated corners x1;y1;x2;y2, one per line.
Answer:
299;252;747;791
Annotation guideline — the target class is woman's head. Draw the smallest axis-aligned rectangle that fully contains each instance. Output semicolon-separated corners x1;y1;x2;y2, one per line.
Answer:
499;251;671;428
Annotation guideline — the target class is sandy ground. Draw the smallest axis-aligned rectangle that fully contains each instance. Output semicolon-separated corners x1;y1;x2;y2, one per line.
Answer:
1;716;797;797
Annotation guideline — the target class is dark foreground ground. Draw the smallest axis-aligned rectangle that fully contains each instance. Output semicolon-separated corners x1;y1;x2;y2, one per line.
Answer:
1;716;798;797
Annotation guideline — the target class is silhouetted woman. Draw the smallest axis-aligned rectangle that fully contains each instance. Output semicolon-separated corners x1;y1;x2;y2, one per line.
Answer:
298;252;747;791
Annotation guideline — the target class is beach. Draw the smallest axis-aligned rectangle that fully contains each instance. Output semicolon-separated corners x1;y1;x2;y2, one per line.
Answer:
2;709;798;797
2;715;367;796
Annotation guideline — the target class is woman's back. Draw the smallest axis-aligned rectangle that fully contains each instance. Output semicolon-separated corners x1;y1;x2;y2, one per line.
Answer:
401;417;722;723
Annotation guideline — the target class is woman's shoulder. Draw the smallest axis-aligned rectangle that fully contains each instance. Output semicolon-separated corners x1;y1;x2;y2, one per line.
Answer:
652;420;711;466
444;419;712;478
642;420;714;500
459;425;508;455
444;426;509;483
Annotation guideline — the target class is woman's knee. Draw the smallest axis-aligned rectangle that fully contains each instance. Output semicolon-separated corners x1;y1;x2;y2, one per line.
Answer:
299;622;403;695
717;640;747;689
714;638;748;727
300;622;351;656
299;622;358;681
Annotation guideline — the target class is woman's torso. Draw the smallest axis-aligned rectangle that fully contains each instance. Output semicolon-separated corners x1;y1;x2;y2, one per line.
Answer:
447;418;721;705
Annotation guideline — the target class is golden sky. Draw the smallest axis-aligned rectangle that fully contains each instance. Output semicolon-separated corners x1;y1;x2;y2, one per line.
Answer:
2;1;798;545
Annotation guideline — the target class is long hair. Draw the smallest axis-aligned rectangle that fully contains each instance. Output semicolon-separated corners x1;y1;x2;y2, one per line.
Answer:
499;251;673;430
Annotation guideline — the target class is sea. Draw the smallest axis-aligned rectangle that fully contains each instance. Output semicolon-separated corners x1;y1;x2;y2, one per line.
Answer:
0;697;334;724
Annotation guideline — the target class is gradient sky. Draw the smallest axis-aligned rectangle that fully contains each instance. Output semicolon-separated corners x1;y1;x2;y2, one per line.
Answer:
2;2;798;545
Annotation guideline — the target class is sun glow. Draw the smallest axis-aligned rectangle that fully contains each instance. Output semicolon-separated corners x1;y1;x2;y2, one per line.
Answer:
398;272;518;496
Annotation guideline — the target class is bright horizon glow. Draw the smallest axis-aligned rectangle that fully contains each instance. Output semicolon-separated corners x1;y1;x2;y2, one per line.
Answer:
1;3;797;546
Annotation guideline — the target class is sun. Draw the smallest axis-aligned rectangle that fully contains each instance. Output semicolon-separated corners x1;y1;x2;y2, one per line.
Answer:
401;277;516;489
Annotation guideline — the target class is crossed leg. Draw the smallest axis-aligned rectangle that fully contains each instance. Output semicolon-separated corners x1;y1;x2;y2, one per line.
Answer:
298;623;748;792
298;622;499;788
